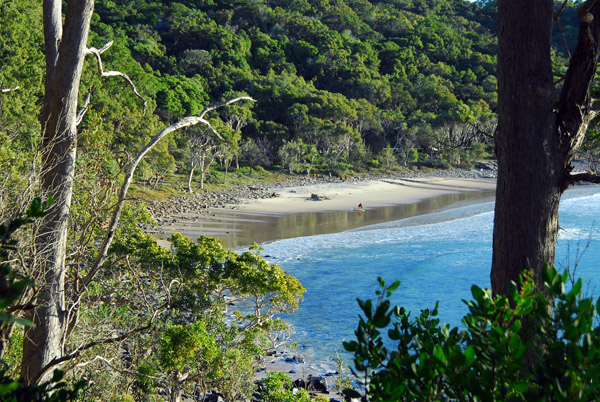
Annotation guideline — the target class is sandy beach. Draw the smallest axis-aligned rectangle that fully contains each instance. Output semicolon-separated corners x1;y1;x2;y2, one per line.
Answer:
236;177;496;213
149;176;496;249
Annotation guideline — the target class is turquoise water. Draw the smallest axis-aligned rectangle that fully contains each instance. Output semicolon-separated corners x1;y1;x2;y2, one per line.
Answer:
259;186;600;372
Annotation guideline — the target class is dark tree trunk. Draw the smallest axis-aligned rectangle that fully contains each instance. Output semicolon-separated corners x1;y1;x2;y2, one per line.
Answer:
21;0;94;385
492;0;600;296
492;0;560;294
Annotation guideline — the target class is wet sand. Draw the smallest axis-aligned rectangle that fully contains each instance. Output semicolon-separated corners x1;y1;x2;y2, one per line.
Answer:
150;177;496;249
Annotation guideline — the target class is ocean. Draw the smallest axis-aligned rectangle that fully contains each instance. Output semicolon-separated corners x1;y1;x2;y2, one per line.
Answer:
258;186;600;372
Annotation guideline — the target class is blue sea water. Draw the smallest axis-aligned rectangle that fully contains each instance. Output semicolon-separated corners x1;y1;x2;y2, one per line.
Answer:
259;186;600;372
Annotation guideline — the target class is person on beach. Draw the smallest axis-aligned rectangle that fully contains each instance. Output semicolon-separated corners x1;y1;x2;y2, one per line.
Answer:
358;203;363;210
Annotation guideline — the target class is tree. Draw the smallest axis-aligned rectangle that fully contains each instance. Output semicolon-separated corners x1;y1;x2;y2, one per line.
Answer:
22;0;96;385
185;124;218;192
240;137;270;176
19;0;256;384
492;0;600;296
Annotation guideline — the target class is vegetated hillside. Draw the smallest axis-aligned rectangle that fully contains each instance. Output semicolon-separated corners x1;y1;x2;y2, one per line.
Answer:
92;0;499;172
0;0;580;187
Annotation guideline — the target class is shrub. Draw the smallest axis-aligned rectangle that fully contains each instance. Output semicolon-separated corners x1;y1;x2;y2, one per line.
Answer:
344;266;600;401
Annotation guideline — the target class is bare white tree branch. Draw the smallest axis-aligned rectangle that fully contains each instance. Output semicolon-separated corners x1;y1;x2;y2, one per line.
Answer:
75;93;91;126
0;86;20;93
82;96;256;289
85;41;147;113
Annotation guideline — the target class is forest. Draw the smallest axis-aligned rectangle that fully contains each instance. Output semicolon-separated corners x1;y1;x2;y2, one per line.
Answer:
1;0;598;401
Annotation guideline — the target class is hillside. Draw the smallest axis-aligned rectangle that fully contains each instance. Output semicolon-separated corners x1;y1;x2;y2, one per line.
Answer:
0;0;584;194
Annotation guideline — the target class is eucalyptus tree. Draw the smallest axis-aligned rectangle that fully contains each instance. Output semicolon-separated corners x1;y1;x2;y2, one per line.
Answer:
21;0;254;384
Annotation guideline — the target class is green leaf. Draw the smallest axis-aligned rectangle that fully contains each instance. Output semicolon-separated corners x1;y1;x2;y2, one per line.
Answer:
464;345;475;365
508;335;521;354
511;381;529;392
433;344;446;363
387;280;401;292
0;381;19;396
471;285;484;301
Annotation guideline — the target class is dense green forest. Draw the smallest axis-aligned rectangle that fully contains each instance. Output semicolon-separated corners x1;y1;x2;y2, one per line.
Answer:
0;0;594;401
0;0;586;188
1;0;506;190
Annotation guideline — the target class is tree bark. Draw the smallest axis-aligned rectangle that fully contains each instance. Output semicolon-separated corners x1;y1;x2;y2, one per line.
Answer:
22;0;94;384
188;159;197;193
492;0;600;296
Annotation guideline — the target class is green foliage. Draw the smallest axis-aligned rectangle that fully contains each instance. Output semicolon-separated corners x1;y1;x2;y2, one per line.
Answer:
102;230;304;400
3;0;590;180
344;266;600;401
158;321;216;372
261;372;314;402
84;0;507;175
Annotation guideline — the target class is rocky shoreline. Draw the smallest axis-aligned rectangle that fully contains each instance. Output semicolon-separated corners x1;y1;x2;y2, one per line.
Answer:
146;163;499;222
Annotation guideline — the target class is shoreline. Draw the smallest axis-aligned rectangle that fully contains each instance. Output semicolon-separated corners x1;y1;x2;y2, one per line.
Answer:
144;169;497;395
146;169;497;249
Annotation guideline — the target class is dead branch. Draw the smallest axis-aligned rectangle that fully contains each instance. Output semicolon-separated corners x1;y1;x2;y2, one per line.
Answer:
0;86;20;93
75;93;91;126
568;171;600;184
74;355;164;382
81;96;255;290
557;18;572;59
85;41;147;113
554;0;569;21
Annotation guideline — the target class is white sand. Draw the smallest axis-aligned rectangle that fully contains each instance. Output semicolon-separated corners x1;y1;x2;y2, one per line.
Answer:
236;177;496;214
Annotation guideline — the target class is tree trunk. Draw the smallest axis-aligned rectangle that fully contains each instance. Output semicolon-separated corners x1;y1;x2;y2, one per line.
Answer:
492;0;600;296
199;153;206;190
21;0;94;384
492;0;560;294
187;159;196;193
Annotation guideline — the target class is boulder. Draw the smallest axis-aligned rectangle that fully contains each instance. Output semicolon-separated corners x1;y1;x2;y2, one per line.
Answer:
305;375;328;393
204;392;225;402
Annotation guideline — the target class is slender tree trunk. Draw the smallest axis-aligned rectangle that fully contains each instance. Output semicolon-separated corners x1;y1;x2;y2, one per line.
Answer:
22;0;94;384
187;158;196;193
199;153;206;190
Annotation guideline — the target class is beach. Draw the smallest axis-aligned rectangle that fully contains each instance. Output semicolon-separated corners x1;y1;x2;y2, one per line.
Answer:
145;172;499;395
147;174;497;249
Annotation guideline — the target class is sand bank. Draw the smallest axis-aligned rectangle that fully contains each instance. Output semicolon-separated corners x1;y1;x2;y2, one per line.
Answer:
236;177;495;213
150;177;496;249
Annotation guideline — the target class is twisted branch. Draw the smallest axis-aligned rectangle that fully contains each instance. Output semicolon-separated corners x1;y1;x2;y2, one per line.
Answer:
85;41;147;113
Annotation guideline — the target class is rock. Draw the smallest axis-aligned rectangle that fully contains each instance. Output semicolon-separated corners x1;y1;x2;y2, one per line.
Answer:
292;379;306;389
306;375;328;393
204;392;225;402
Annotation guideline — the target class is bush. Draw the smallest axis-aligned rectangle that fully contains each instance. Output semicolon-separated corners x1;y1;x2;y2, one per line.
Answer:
261;372;327;402
343;266;600;401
